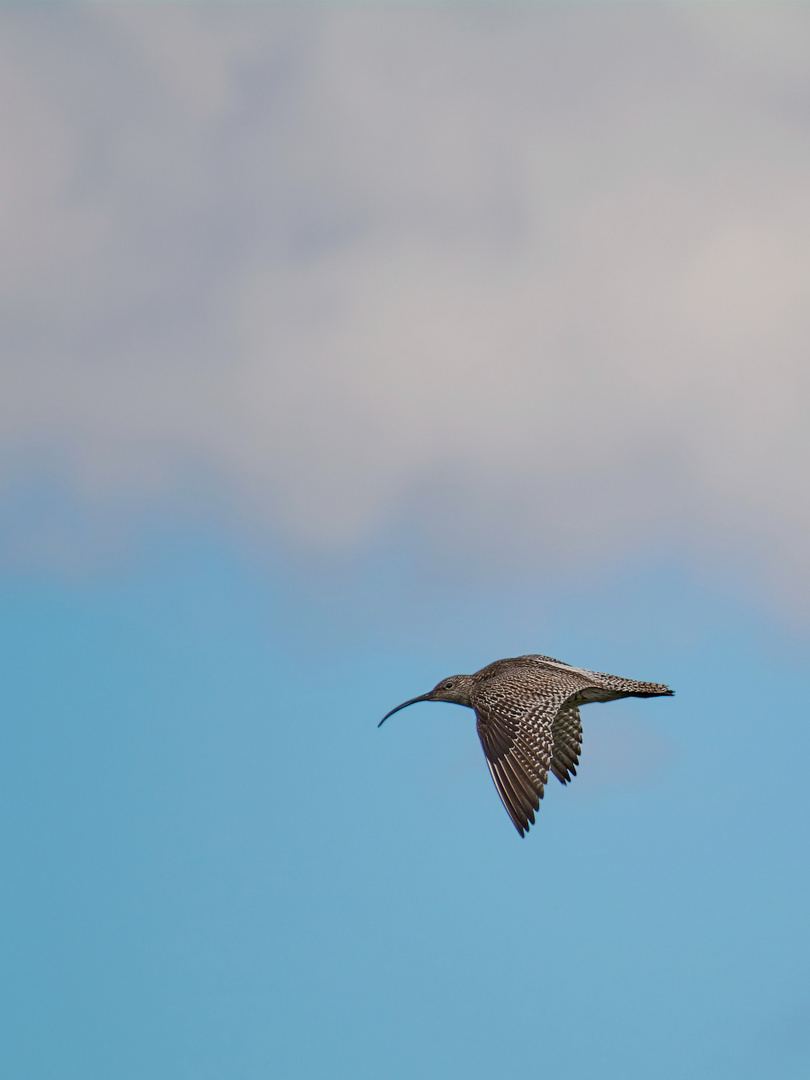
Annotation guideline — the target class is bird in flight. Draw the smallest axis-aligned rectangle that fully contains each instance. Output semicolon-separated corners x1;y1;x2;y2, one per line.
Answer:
379;654;673;836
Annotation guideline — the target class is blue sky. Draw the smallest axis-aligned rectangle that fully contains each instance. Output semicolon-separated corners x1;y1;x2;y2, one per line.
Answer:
1;4;809;1079
1;540;809;1079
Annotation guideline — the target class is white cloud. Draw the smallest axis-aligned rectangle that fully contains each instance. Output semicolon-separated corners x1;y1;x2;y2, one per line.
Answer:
1;5;810;607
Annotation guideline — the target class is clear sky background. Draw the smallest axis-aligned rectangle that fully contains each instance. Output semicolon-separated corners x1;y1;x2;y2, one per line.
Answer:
1;4;809;1078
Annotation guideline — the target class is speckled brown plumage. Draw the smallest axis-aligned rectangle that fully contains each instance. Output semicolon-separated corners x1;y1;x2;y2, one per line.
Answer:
379;653;673;837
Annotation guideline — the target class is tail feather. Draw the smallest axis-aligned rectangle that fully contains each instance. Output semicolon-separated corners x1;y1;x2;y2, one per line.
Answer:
623;680;674;698
574;673;674;704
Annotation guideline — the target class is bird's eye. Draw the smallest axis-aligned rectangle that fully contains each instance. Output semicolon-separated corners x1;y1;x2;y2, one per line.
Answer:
444;681;454;689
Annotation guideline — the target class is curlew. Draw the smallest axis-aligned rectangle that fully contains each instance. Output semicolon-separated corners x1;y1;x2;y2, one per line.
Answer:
379;654;673;836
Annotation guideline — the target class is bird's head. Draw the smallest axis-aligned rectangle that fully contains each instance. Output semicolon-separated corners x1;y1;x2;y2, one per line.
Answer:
378;673;474;726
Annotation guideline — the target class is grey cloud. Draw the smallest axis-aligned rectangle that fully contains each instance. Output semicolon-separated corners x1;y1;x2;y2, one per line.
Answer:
1;5;810;606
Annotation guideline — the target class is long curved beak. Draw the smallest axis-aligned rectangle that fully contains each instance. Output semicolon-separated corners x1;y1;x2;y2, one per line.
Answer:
378;693;432;727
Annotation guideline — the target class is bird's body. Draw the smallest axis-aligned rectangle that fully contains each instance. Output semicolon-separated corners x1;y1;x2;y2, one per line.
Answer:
379;654;673;836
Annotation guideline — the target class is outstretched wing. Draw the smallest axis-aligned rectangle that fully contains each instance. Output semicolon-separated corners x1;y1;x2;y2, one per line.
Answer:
550;702;582;785
472;664;590;836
